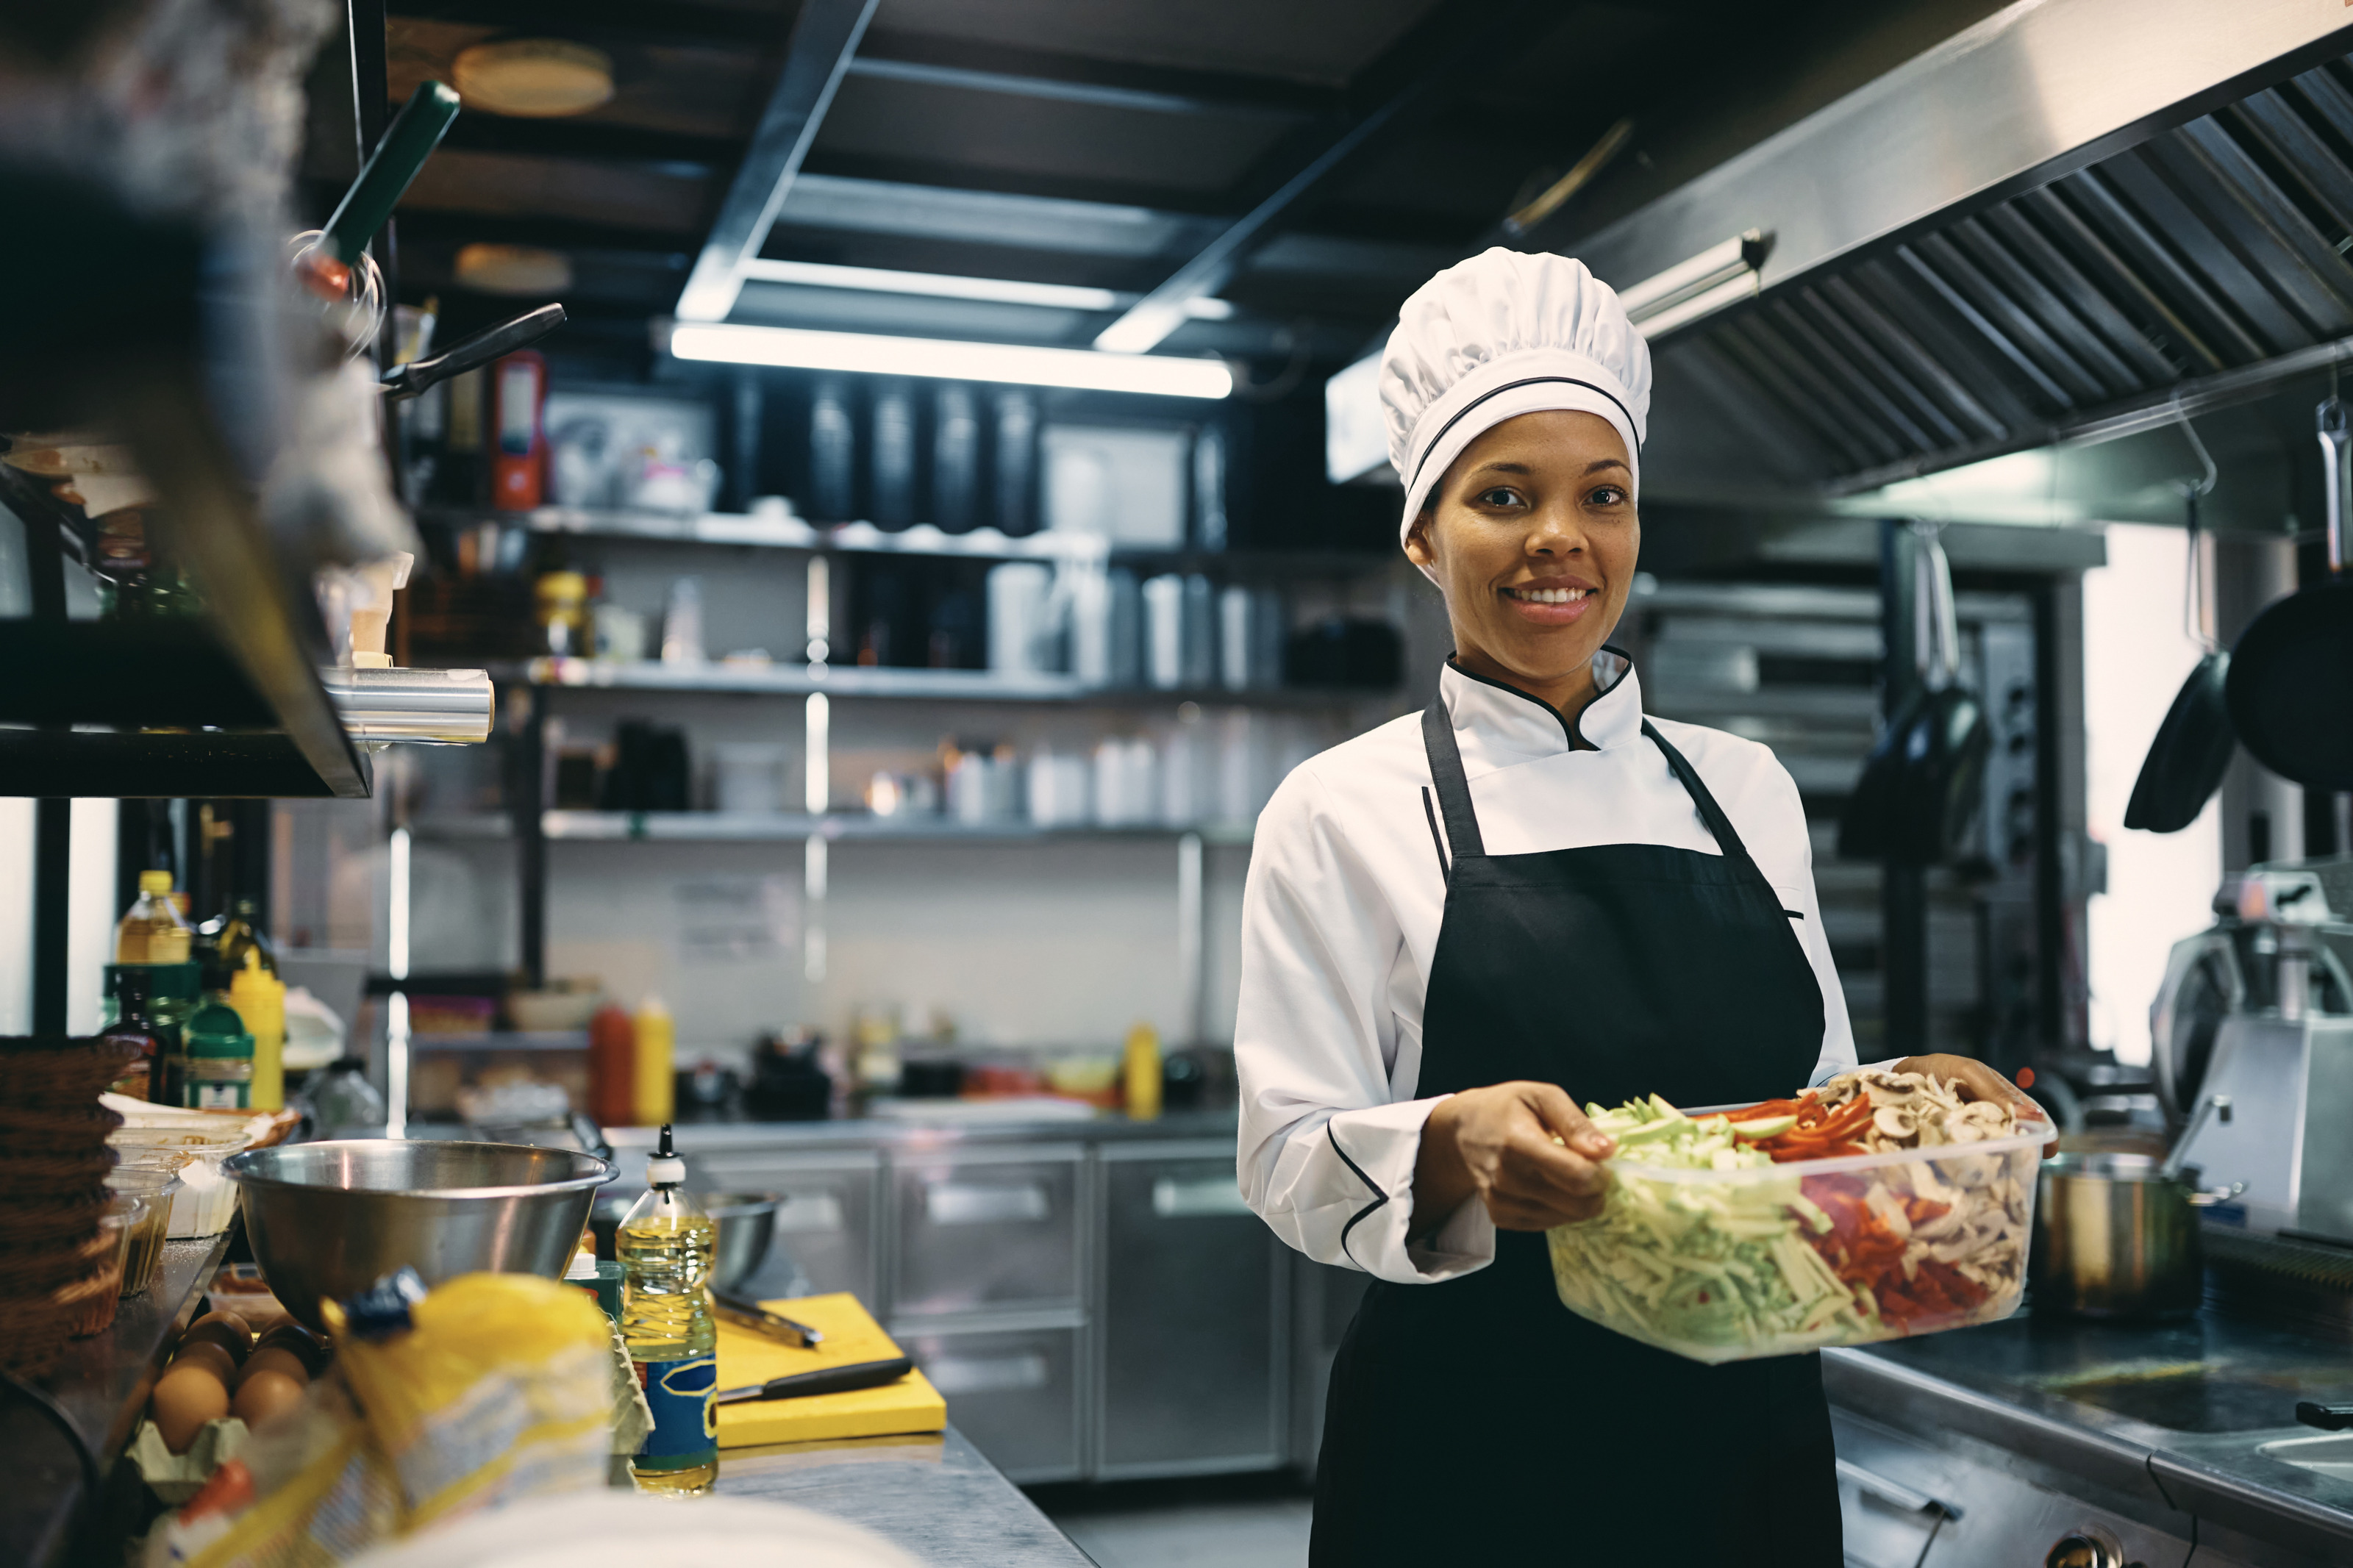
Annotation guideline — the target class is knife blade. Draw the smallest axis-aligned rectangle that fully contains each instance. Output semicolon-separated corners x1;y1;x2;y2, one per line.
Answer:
713;1356;913;1406
711;1287;825;1347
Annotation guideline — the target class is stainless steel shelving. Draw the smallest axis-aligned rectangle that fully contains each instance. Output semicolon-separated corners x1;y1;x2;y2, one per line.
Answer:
412;810;1254;846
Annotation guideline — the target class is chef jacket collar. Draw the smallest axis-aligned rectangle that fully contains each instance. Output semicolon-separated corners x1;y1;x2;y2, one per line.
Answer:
1440;647;1638;772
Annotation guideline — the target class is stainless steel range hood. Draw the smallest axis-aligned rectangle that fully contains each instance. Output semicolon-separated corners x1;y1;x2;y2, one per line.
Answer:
1548;0;2353;503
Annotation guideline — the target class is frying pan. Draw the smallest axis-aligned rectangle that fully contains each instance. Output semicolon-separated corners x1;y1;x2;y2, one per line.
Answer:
2124;481;2233;832
1838;523;1990;863
2226;398;2353;789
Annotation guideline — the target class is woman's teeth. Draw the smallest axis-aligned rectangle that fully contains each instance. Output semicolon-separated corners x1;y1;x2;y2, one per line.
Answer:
1504;585;1591;604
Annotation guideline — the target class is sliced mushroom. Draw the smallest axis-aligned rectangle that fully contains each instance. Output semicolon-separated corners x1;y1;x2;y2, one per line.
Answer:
1873;1105;1919;1142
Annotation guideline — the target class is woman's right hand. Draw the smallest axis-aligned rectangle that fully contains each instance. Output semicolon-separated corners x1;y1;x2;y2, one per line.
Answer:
1410;1081;1615;1238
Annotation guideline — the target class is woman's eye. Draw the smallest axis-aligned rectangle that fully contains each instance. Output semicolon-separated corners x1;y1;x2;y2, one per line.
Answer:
1477;487;1524;508
1589;485;1627;507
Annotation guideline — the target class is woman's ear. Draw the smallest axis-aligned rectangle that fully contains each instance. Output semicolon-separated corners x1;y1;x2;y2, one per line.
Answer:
1404;509;1437;573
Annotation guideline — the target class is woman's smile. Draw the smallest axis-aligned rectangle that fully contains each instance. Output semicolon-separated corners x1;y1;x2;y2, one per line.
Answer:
1499;579;1599;624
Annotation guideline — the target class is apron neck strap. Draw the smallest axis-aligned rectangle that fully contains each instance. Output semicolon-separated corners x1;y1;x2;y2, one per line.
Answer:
1421;695;1775;889
1640;720;1771;889
1421;698;1485;860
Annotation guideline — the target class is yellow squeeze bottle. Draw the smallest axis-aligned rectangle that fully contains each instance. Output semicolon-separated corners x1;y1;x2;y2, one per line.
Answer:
229;951;287;1111
633;995;675;1126
1124;1022;1163;1121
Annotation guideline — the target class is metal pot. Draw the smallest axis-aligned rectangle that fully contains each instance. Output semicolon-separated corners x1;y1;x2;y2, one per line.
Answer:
2030;1153;2207;1318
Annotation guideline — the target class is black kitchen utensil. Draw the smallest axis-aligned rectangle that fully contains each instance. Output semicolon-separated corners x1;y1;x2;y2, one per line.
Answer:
1839;523;1989;862
711;1286;825;1349
2297;1401;2353;1431
713;1356;913;1406
2125;461;2232;831
379;304;565;401
2228;398;2353;789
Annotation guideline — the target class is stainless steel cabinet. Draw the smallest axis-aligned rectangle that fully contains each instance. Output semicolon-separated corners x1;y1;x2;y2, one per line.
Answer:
898;1318;1088;1483
1094;1140;1289;1478
692;1148;882;1303
890;1144;1084;1318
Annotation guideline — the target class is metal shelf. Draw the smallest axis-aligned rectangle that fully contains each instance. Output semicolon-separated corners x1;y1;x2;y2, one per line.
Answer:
410;1031;589;1053
421;504;1396;579
412;811;1254;846
499;656;1386;709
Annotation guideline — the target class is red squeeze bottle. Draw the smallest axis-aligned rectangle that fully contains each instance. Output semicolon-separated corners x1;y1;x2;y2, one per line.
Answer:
588;1002;637;1128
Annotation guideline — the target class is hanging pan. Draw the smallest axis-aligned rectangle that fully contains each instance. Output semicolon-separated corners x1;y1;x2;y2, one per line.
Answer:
1838;522;1990;863
2124;419;2232;831
2227;398;2353;790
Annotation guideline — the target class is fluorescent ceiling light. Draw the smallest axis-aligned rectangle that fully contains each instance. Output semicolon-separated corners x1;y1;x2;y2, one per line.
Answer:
738;259;1124;312
736;257;1239;321
665;321;1233;399
1621;229;1772;340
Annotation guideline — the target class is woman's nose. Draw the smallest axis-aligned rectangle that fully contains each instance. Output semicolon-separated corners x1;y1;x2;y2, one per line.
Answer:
1527;503;1587;556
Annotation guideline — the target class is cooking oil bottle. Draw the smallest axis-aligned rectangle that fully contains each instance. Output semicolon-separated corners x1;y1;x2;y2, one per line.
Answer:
619;1124;718;1494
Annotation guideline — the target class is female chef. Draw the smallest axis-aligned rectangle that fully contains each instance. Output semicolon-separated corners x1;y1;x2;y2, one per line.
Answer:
1234;248;2040;1564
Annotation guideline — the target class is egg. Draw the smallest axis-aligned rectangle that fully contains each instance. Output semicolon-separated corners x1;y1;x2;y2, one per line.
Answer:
166;1339;239;1385
180;1310;251;1367
230;1367;307;1430
238;1345;313;1389
151;1361;231;1453
252;1322;329;1373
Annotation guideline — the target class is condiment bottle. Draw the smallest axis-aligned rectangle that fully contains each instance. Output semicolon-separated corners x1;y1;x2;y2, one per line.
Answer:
619;1125;717;1494
632;996;675;1126
100;966;163;1101
1124;1021;1163;1121
588;1000;637;1128
117;870;193;964
181;1002;254;1110
227;952;287;1111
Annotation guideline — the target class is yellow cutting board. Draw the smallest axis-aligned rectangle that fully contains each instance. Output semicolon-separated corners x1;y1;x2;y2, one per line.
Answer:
713;1292;946;1449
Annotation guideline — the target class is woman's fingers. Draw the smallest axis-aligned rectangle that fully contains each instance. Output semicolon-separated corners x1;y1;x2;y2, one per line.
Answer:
1524;1081;1613;1161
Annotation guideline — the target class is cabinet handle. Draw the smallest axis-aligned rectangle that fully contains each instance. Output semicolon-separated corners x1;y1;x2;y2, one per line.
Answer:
1151;1177;1254;1217
922;1350;1051;1395
926;1182;1050;1225
1836;1458;1963;1519
772;1191;846;1234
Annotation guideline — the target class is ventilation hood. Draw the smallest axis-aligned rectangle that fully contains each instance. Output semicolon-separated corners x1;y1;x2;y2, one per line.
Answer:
1540;0;2353;508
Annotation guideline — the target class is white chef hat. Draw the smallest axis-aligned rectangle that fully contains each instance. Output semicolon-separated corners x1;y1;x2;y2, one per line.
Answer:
1381;247;1652;551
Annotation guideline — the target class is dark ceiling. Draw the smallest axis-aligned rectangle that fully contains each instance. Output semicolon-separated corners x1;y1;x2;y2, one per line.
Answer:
352;0;1993;375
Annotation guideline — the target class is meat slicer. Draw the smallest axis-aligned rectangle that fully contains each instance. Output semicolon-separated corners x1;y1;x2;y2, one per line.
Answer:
2152;859;2353;1242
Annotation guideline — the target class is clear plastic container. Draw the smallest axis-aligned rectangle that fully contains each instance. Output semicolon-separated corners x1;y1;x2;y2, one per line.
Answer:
108;1126;251;1236
105;1167;182;1296
1546;1113;2049;1364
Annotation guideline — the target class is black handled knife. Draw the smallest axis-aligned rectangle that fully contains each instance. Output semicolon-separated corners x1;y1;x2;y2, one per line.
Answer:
713;1357;913;1406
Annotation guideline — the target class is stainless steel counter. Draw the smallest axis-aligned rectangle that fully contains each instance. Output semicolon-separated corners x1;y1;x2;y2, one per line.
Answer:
1828;1311;2353;1565
715;1427;1095;1567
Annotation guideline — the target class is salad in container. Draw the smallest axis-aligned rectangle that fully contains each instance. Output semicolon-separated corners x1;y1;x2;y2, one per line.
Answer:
1546;1069;2049;1364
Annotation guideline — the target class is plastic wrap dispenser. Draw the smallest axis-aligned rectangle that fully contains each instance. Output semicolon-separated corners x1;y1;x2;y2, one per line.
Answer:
319;666;494;745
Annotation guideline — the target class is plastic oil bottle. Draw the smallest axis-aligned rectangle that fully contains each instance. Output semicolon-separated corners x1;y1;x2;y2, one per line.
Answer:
115;870;192;964
619;1125;717;1494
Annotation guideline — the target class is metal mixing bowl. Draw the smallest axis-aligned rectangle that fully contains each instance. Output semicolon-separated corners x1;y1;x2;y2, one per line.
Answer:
588;1189;779;1291
224;1139;614;1333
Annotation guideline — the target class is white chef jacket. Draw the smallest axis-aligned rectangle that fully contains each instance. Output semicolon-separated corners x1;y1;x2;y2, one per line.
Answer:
1235;654;1866;1286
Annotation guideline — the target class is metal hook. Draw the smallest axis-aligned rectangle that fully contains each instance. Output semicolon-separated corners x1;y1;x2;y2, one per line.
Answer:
2171;392;2218;499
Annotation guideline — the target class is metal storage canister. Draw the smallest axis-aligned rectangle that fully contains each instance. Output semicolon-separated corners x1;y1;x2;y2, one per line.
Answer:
2029;1153;2203;1319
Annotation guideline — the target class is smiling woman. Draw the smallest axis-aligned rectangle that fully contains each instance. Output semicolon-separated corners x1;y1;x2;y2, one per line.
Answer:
1404;409;1638;724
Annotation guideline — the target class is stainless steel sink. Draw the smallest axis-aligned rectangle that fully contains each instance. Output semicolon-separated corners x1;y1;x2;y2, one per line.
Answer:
2257;1433;2353;1482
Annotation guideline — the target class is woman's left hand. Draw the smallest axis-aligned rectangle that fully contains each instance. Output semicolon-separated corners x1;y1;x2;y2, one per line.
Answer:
1893;1053;2058;1156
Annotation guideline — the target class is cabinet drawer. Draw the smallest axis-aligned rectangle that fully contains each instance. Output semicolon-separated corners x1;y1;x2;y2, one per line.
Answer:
1098;1152;1285;1476
692;1150;880;1303
891;1147;1082;1317
898;1322;1085;1483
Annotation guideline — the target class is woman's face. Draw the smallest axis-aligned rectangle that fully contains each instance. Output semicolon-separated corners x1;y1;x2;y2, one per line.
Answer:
1404;409;1639;700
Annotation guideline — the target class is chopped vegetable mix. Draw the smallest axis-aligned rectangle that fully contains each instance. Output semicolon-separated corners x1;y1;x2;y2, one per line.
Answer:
1545;1070;2040;1364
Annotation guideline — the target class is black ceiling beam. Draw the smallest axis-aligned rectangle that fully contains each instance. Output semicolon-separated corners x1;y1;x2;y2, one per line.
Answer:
1093;0;1545;351
393;209;701;250
435;113;733;173
388;0;779;50
847;27;1332;121
676;0;879;323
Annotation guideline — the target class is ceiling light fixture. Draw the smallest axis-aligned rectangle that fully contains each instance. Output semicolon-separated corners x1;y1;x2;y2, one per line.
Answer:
663;321;1234;399
451;39;616;118
736;258;1240;321
1621;229;1773;340
454;243;573;295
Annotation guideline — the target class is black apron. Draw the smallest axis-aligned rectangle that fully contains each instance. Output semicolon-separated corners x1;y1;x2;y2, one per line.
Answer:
1310;692;1842;1567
